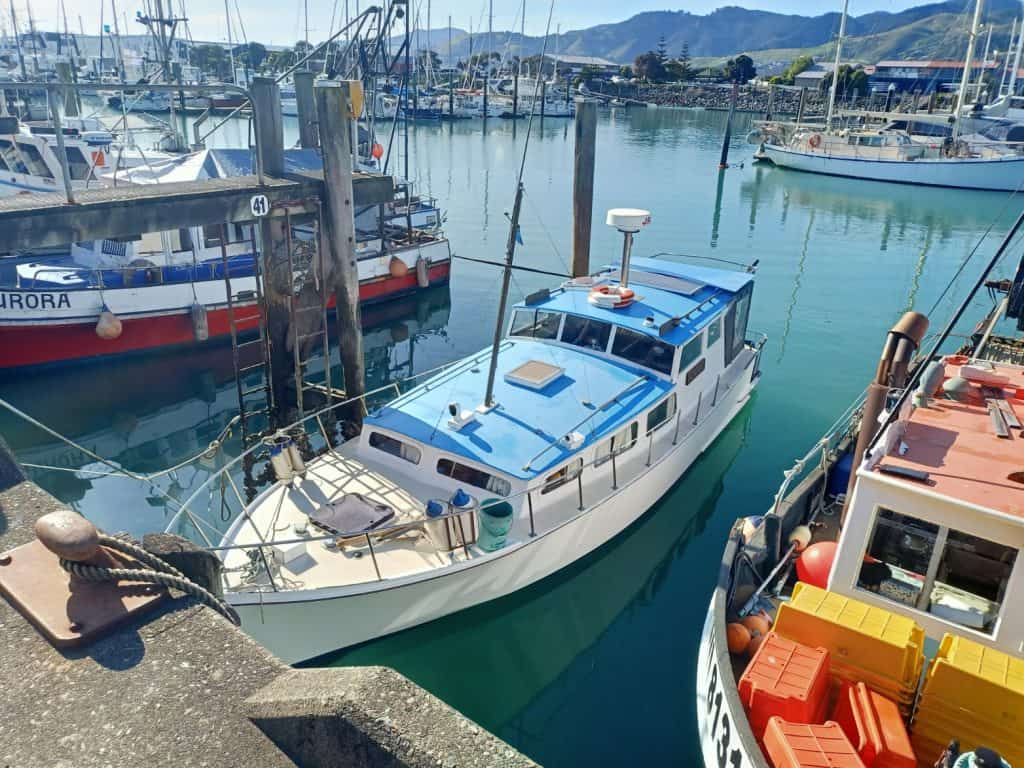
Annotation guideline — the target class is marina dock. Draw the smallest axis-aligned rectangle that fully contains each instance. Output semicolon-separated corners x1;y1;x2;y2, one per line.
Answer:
0;442;535;768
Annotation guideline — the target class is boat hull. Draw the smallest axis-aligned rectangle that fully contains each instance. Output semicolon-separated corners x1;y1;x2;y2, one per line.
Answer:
761;144;1024;191
0;261;450;368
696;587;765;768
230;362;759;663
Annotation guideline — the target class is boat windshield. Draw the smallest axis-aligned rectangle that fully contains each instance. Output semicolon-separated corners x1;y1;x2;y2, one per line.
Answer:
610;326;674;375
509;309;561;339
856;507;1018;635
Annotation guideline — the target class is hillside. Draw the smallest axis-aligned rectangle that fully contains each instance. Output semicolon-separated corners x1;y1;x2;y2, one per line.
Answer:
411;0;1019;67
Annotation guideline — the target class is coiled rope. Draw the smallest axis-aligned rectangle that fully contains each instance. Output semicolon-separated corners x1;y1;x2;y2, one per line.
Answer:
59;533;241;626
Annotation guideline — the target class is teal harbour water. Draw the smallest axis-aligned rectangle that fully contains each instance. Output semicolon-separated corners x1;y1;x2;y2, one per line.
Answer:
1;106;1020;766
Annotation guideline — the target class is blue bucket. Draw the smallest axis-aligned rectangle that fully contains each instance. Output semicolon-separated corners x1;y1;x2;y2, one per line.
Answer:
477;498;514;552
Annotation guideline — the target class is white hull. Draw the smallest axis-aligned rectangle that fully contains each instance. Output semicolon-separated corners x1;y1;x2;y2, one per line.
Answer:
696;590;763;768
231;362;758;663
762;144;1024;191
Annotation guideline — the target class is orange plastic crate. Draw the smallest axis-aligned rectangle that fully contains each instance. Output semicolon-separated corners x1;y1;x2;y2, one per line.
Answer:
831;682;915;768
764;717;866;768
739;631;831;739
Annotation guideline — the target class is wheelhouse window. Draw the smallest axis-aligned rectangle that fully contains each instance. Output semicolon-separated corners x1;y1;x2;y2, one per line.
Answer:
561;315;611;352
857;508;1017;635
437;458;511;497
707;317;721;347
678;333;702;373
369;432;421;464
63;147;91;180
723;284;753;367
646;394;677;434
611;327;674;375
0;139;28;174
17;142;52;178
541;458;583;494
510;309;561;340
595;422;638;465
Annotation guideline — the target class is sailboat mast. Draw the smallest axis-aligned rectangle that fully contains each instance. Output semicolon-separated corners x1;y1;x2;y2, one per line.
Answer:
520;0;524;76
224;0;235;80
9;0;27;82
111;0;125;81
977;25;992;97
954;0;984;141
1011;9;1024;97
483;180;523;408
1000;19;1016;95
825;0;849;127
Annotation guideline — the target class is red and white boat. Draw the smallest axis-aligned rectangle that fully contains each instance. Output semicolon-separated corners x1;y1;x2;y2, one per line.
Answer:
0;207;450;370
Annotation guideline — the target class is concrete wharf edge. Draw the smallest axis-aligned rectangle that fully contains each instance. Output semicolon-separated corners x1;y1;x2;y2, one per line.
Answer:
0;445;536;768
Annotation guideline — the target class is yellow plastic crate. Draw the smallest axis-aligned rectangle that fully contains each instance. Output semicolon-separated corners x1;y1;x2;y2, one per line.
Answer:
919;634;1024;730
912;700;1019;750
775;583;926;690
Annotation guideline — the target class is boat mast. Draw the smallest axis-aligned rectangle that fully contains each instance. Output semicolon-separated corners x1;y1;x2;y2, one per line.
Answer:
224;0;235;80
110;0;125;81
1000;18;1015;96
98;0;105;79
977;24;992;98
825;0;849;128
954;0;984;141
1010;10;1024;97
520;0;524;76
9;0;27;82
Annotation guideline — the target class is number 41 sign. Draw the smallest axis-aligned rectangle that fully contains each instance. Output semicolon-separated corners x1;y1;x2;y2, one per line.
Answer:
250;194;269;218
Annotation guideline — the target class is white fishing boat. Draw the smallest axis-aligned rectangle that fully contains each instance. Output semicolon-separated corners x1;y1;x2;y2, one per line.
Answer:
758;0;1024;191
696;215;1024;768
174;210;765;663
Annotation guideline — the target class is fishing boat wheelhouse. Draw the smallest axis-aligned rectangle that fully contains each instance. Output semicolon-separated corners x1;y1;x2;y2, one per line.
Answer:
193;214;765;663
698;275;1024;768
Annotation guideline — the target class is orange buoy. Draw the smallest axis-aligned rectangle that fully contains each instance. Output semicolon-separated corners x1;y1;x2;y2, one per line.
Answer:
741;614;771;638
389;256;409;277
747;631;768;657
726;622;752;654
796;541;838;590
371;142;384;160
808;133;822;148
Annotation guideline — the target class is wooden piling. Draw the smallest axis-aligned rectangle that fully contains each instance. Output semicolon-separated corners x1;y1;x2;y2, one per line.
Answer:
317;81;366;417
765;84;774;121
54;61;79;116
718;82;738;169
250;78;292;414
294;71;318;149
571;99;596;278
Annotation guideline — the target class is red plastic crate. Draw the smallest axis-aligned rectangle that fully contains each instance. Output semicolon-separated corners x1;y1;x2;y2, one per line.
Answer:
764;718;866;768
831;682;916;768
739;631;831;739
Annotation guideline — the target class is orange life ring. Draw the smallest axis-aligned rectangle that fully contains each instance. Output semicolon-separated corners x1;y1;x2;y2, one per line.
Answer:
588;285;635;309
808;133;822;149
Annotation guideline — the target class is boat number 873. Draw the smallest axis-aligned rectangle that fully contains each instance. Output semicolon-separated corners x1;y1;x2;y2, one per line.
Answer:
706;632;744;768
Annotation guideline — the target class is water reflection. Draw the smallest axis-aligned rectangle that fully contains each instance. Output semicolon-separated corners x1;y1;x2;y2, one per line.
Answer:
0;286;452;537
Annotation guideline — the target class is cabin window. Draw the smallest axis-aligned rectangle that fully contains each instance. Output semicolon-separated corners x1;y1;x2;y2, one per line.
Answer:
594;422;638;465
646;394;677;434
541;458;583;494
723;284;752;367
0;139;28;173
707;318;721;348
685;358;707;385
561;315;611;352
16;142;52;178
611;327;674;375
509;309;561;340
436;458;511;497
369;432;421;464
857;508;1017;635
678;334;703;373
63;147;91;180
203;224;224;248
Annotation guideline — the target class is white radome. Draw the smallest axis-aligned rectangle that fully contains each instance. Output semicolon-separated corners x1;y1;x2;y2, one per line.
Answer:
606;208;652;233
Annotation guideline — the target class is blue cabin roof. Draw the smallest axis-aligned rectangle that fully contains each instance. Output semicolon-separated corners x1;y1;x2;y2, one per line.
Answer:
516;256;751;346
365;339;673;480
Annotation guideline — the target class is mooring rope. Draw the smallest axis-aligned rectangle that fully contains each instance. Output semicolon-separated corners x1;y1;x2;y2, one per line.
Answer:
59;533;241;626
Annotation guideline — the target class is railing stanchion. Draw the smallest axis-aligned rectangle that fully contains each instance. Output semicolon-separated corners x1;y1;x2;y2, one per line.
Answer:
693;390;703;426
712;374;720;407
646;432;654;467
672;407;682;445
527;492;536;537
611;451;618;490
366;533;382;580
577;471;585;511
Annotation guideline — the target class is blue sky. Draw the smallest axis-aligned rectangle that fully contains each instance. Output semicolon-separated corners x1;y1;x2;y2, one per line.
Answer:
24;1;934;47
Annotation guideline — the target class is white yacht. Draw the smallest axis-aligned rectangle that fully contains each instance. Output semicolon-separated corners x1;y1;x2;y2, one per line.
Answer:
174;213;765;662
